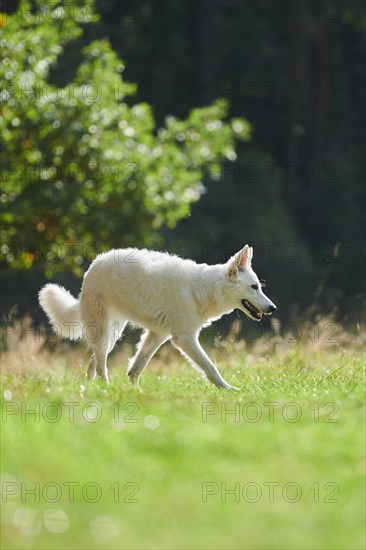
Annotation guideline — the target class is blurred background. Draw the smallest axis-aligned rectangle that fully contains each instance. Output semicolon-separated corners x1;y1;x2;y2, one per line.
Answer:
1;0;365;339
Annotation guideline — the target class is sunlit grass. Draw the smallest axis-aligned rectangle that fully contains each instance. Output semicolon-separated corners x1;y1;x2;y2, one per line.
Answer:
0;338;365;550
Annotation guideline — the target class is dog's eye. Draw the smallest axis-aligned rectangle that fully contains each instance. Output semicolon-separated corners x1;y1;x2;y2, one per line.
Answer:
251;284;258;290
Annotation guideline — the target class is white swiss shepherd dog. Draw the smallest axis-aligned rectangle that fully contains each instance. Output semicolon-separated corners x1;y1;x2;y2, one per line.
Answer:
39;245;276;389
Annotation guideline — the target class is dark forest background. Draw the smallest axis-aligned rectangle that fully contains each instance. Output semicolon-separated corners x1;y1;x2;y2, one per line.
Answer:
1;0;365;335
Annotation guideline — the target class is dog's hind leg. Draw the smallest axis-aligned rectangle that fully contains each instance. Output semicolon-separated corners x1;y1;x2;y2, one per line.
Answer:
86;320;126;382
127;330;168;384
81;292;114;383
83;317;111;383
87;352;96;380
171;335;237;389
92;330;110;383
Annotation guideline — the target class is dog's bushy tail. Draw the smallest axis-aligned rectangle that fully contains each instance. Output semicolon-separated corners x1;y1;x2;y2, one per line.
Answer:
38;284;82;340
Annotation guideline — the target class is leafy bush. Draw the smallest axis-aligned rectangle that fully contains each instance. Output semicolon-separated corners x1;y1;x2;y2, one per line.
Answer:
0;0;251;275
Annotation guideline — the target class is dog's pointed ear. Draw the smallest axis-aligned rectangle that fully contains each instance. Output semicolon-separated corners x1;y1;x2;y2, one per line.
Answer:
227;244;252;276
249;246;253;262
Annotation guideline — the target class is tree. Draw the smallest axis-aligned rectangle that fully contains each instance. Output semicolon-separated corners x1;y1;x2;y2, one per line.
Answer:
0;0;251;276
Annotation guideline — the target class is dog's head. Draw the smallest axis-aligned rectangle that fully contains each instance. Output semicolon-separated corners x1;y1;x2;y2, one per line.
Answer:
226;245;276;321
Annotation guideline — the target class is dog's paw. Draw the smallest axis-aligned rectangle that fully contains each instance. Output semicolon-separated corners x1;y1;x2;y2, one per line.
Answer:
127;370;139;385
214;380;240;390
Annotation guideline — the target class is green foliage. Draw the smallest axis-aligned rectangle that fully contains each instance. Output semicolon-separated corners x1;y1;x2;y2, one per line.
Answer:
0;1;251;275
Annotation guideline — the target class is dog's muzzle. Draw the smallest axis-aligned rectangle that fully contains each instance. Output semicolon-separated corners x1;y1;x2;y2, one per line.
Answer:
241;300;276;321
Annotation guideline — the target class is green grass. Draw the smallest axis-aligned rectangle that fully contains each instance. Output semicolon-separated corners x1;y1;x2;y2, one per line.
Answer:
1;345;365;550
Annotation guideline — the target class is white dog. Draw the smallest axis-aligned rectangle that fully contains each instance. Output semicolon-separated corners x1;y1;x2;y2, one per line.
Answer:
39;245;276;389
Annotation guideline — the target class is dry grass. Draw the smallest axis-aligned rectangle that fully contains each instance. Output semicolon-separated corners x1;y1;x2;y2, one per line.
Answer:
1;315;365;379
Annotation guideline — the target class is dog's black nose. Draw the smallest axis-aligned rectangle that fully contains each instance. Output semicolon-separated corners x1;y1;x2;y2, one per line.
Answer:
269;304;276;312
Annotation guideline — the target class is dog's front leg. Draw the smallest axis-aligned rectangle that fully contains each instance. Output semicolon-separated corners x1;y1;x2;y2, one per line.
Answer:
171;335;239;390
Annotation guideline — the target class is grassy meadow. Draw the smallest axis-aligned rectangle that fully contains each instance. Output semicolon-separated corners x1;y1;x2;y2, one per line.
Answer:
0;325;365;550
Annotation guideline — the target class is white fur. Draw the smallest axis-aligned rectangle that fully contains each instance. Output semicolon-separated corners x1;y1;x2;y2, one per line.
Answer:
38;245;276;388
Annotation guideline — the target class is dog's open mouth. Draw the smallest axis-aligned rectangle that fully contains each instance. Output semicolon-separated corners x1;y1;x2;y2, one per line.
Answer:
241;299;262;321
